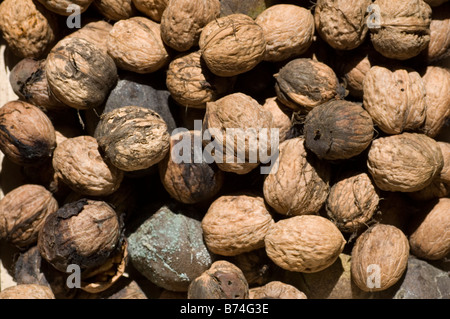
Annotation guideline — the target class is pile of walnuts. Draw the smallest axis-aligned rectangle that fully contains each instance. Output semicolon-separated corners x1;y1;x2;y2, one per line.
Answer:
0;0;449;300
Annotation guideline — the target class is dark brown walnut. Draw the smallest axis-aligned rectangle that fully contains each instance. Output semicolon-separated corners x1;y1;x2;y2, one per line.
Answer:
304;100;374;161
52;135;124;196
199;13;266;77
363;65;427;135
36;0;94;15
424;3;450;62
314;0;371;50
367;132;444;192
46;37;118;110
368;0;432;60
263;137;331;216
161;0;220;52
0;184;58;248
261;97;293;143
65;20;113;54
0;0;58;59
95;106;170;172
93;0;137;21
107;17;170;74
131;0;168;22
249;281;307;299
159;130;224;204
38;199;122;275
0;101;56;166
326;171;380;233
187;260;249;299
166;51;235;109
255;4;315;62
351;224;409;292
274;58;343;112
0;284;55;299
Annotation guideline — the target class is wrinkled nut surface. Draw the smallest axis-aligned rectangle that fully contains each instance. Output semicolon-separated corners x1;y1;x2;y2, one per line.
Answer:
52;135;124;196
161;0;220;52
65;20;113;54
368;0;432;60
363;65;427;135
438;142;450;184
0;284;55;299
274;58;342;112
351;224;409;292
261;97;292;143
255;4;314;62
199;13;266;77
94;106;170;172
304;100;374;161
425;3;450;62
131;0;168;22
0;184;58;248
263;137;331;216
0;0;58;59
187;260;249;299
367;132;444;192
38;199;121;274
249;281;307;299
314;0;371;50
36;0;93;15
93;0;137;21
202;194;274;256
107;17;170;74
265;215;346;273
46;37;118;110
0;101;56;166
409;198;450;260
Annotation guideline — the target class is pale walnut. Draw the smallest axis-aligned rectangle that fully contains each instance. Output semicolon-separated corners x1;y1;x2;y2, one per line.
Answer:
93;0;137;21
36;0;93;15
131;0;168;22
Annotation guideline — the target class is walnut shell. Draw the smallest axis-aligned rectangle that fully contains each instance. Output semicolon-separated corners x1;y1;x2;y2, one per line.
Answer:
424;3;450;62
201;193;274;256
0;284;55;299
421;66;450;137
131;0;168;22
46;37;118;110
263;137;331;216
0;101;56;166
304;100;374;161
351;224;409;292
255;4;314;62
0;0;58;59
249;281;307;299
65;20;113;54
438;141;450;184
274;58;342;112
38;199;122;274
52;135;124;196
314;0;371;50
159;130;224;204
367;132;444;192
93;0;137;21
264;215;346;273
409;198;450;260
369;0;432;60
36;0;93;15
94;106;170;172
261;97;292;143
199;13;266;77
187;260;249;299
363;65;427;135
161;0;220;52
0;184;58;248
166;50;234;109
107;17;170;74
326;171;380;233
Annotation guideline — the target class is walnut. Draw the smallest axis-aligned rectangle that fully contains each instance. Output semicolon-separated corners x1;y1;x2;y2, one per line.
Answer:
249;281;307;299
199;13;266;77
0;0;58;59
438;141;450;184
274;58;343;112
94;106;170;172
107;17;170;74
0;101;56;166
131;0;168;22
261;97;292;143
166;50;234;109
351;224;409;292
161;0;220;52
367;132;444;192
36;0;94;15
52;136;124;196
263;137;331;216
424;3;450;62
363;65;426;135
368;0;432;60
93;0;137;21
0;184;58;248
265;215;346;273
201;193;274;256
314;0;371;50
304;100;374;161
255;4;314;62
0;284;55;299
45;37;118;110
65;20;113;54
